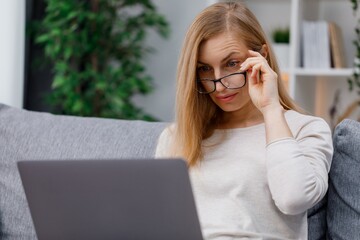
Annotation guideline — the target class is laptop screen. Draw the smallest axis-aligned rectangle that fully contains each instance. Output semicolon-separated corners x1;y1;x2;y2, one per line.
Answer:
18;159;204;240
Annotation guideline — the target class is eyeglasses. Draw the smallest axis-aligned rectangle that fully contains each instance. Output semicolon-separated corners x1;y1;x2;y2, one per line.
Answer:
196;71;247;94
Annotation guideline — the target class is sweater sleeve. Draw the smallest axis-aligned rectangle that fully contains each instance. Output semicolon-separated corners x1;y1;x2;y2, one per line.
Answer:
266;117;333;215
155;126;174;158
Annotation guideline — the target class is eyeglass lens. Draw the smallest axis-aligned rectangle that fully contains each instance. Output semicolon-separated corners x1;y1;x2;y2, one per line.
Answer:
197;73;246;94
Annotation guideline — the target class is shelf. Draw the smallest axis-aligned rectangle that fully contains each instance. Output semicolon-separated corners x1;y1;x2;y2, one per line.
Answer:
248;0;290;1
305;0;349;2
293;68;353;77
247;0;357;124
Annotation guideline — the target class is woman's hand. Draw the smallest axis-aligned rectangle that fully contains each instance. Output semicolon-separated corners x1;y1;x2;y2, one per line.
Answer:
241;49;292;144
240;50;282;114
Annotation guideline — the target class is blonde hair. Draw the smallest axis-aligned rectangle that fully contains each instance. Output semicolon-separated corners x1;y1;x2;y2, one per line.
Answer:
173;2;300;167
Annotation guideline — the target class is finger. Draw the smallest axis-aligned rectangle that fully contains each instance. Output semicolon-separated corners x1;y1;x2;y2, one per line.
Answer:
251;63;262;80
247;69;257;86
242;59;268;72
241;55;270;72
248;49;263;57
248;63;262;86
240;58;262;71
243;60;269;78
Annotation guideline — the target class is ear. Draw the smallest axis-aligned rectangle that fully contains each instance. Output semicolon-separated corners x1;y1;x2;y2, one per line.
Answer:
260;44;268;58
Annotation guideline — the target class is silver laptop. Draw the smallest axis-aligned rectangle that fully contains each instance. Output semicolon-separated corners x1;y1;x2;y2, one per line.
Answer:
17;159;204;240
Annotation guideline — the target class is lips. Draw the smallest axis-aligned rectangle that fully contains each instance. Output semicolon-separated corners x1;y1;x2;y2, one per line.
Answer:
215;93;238;102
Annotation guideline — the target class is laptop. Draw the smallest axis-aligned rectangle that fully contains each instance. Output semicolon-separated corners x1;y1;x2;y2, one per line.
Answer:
17;159;204;240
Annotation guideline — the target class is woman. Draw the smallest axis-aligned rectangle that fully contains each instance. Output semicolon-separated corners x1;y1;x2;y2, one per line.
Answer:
155;2;333;239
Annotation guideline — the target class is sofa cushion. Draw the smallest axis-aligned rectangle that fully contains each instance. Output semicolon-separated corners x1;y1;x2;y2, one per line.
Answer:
0;104;167;240
308;194;327;240
327;119;360;239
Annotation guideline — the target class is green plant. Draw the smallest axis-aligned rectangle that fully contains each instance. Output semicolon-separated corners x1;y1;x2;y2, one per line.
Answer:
272;27;290;44
349;0;360;95
31;0;169;120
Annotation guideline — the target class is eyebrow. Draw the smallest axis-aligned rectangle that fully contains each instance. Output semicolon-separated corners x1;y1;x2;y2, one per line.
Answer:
197;52;244;65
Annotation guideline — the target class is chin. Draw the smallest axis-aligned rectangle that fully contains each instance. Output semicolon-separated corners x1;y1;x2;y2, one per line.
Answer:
217;104;242;113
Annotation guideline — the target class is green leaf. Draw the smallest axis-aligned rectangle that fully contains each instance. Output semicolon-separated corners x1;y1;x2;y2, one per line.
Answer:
52;75;66;89
54;62;68;73
35;34;50;43
72;99;84;113
50;28;61;36
95;81;107;91
64;47;72;60
66;11;78;20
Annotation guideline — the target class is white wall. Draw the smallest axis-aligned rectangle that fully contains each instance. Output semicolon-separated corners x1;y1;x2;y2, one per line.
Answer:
133;1;211;122
0;0;25;108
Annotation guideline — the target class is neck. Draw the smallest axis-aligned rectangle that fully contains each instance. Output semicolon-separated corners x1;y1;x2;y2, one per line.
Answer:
218;102;264;129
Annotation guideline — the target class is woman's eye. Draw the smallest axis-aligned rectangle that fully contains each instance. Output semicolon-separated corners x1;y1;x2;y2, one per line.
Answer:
227;61;240;68
198;66;211;72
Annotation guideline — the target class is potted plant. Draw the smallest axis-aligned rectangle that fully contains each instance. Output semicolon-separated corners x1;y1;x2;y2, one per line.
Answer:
349;0;360;95
271;27;290;69
31;0;169;120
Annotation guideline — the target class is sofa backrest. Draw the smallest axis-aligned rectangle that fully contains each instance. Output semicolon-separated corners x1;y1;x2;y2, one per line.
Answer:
0;104;167;239
1;103;359;240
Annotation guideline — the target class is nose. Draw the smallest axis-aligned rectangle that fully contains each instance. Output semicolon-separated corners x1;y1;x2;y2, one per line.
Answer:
215;80;226;92
213;69;226;92
213;69;222;80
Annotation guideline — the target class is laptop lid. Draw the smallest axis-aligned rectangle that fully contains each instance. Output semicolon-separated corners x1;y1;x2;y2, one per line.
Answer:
17;159;204;240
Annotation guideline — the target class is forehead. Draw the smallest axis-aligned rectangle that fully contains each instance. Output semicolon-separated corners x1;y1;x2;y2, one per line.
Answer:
198;33;248;63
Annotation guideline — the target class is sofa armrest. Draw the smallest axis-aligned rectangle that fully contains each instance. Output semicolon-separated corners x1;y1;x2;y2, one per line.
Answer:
327;119;360;239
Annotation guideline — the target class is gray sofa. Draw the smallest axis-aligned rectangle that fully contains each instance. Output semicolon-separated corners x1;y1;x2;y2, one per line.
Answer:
0;103;359;239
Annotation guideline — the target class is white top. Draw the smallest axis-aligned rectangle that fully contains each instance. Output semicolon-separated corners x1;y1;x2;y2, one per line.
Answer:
155;110;333;240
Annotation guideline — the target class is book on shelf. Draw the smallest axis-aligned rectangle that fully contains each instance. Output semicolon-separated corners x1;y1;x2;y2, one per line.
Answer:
329;22;346;69
302;21;346;69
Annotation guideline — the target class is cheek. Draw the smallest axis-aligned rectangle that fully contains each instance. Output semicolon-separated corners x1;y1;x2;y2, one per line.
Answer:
235;89;249;100
208;94;217;104
240;85;250;95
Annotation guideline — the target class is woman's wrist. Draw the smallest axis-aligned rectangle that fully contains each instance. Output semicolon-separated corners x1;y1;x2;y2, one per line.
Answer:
262;103;292;144
261;102;284;119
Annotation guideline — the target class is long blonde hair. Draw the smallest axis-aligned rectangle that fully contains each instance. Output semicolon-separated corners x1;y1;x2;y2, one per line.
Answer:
173;2;299;166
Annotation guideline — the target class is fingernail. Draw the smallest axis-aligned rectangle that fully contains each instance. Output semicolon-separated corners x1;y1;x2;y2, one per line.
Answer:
240;63;246;71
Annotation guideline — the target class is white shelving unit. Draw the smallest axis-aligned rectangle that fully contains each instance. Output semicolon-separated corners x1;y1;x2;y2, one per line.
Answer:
241;0;358;126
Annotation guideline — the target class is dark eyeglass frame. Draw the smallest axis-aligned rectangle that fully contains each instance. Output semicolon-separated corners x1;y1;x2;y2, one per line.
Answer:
196;71;247;94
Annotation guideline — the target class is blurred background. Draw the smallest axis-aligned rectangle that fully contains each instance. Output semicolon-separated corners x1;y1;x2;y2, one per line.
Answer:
1;0;359;127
